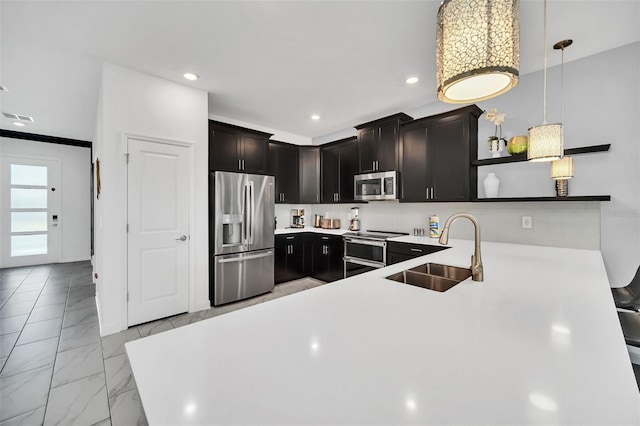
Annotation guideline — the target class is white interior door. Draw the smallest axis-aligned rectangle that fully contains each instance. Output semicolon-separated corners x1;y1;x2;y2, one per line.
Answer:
0;155;61;268
127;138;190;326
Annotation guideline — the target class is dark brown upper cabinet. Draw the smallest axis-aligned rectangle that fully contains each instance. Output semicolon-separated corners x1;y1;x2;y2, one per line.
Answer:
268;141;299;203
355;113;413;173
209;120;272;174
400;105;481;202
321;137;358;203
298;146;320;204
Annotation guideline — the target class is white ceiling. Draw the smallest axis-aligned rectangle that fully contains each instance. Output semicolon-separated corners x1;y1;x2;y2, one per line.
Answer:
1;1;638;143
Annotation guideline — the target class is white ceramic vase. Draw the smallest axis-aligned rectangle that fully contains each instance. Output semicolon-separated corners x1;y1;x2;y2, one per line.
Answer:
484;173;500;198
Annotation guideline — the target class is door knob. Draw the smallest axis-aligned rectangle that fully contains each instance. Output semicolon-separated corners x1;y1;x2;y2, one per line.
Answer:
175;235;187;241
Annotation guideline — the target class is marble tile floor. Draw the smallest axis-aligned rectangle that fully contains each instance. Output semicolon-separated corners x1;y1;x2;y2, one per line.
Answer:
0;262;325;425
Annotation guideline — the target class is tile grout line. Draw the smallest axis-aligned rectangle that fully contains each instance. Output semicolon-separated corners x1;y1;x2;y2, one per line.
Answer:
41;266;73;424
0;266;55;424
0;266;52;378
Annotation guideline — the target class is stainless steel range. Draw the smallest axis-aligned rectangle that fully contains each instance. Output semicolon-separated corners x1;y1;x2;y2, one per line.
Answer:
343;230;407;278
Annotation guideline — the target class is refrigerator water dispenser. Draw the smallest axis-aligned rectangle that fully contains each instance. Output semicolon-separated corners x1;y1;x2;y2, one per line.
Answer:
222;214;243;245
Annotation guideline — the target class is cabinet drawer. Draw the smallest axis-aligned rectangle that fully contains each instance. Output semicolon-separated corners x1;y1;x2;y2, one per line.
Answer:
387;241;448;257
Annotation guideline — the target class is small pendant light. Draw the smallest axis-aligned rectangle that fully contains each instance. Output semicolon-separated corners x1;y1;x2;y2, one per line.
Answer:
551;156;573;197
528;0;563;162
436;0;520;104
550;39;574;196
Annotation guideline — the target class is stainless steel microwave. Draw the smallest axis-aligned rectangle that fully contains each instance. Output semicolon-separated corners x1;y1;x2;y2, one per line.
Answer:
354;171;398;201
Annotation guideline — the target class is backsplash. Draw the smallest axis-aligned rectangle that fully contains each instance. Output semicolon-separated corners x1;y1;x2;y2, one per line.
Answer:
276;201;601;250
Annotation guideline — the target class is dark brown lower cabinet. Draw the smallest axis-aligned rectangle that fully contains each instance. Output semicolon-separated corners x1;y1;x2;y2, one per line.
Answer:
275;233;344;284
310;234;344;282
275;234;307;284
386;241;448;265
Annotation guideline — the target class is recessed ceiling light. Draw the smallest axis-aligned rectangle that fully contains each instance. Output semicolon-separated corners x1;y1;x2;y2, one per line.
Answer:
13;122;26;127
183;73;199;81
406;76;419;85
311;115;320;120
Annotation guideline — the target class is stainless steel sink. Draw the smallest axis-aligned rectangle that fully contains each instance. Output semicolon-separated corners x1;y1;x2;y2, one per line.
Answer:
385;263;472;292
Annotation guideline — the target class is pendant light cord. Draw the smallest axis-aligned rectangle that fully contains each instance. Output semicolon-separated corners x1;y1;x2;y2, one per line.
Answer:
560;46;565;123
542;0;548;124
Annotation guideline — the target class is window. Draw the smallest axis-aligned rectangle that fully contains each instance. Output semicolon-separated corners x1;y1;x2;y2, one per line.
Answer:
10;164;48;256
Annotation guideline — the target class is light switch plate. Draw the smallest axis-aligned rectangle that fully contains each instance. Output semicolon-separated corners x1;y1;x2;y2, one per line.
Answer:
522;216;533;229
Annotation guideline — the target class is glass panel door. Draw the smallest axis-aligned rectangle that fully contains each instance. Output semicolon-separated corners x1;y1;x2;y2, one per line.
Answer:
0;155;61;268
10;164;49;256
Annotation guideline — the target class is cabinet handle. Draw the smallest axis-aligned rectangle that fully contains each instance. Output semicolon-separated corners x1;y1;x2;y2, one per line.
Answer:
426;188;429;200
322;236;329;240
337;193;340;201
431;187;434;199
286;236;294;240
410;248;423;253
239;159;242;170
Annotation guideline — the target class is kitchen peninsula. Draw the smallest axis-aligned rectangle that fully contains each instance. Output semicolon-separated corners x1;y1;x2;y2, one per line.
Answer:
126;238;640;425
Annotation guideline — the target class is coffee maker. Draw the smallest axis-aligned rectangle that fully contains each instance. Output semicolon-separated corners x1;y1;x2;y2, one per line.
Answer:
290;209;305;228
349;207;360;231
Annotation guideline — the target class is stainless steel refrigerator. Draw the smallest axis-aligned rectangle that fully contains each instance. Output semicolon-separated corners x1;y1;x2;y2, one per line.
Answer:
211;171;275;306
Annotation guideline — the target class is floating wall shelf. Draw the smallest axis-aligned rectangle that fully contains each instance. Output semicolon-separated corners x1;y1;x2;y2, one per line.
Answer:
470;144;611;202
471;144;610;166
473;195;611;202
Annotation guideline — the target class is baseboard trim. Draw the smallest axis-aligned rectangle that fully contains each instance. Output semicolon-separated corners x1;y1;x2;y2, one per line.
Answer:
192;301;211;313
60;257;92;263
95;293;126;337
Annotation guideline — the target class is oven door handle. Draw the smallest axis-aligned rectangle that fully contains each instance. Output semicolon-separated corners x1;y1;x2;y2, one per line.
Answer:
343;237;387;247
343;256;385;269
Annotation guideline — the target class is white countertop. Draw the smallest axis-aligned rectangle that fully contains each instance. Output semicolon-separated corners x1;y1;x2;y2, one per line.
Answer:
126;239;640;425
274;226;350;236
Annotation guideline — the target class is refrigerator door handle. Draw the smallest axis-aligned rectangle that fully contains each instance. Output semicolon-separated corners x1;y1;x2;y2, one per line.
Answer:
248;181;255;245
243;183;249;245
218;250;274;263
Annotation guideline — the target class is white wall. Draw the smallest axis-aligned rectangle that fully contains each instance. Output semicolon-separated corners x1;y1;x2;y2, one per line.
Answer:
277;202;601;251
291;43;640;285
94;62;208;336
472;43;639;286
0;137;92;265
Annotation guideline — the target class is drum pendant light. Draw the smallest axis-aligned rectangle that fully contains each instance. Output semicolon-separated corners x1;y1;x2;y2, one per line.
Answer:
528;0;563;162
436;0;520;104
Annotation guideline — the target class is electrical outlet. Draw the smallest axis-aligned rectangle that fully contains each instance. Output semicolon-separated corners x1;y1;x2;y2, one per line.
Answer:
522;216;533;229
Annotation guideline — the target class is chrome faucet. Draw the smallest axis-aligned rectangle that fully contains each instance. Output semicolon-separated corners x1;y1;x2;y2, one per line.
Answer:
438;213;483;282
